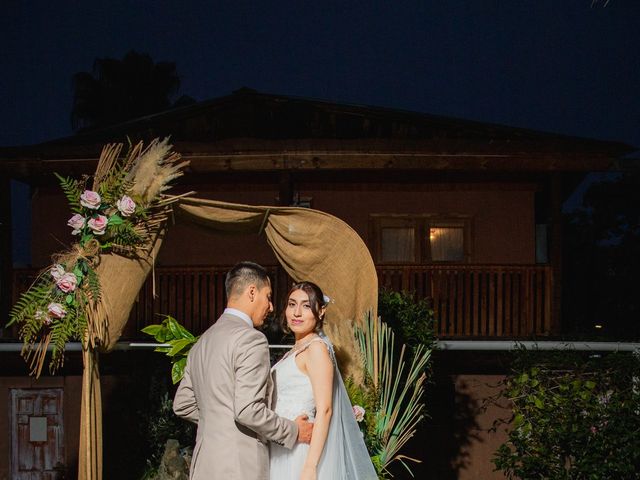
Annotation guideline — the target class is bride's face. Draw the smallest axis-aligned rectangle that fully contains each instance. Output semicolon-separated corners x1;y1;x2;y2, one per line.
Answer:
286;289;318;337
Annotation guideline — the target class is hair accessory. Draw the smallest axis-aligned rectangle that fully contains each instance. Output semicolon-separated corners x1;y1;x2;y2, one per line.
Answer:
323;294;332;305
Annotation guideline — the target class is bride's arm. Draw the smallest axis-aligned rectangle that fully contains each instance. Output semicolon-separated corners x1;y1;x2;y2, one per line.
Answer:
300;341;334;479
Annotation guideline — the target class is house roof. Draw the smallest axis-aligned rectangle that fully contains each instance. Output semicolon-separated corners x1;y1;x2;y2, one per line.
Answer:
1;88;635;179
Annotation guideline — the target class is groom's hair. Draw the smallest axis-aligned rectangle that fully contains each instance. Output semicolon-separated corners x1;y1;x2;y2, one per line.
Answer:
225;261;270;298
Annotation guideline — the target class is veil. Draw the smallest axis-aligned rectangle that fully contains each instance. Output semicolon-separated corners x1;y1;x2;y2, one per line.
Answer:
317;331;379;479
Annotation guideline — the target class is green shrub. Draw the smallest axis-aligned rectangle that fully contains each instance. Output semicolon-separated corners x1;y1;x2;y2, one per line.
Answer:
493;349;640;479
378;289;437;352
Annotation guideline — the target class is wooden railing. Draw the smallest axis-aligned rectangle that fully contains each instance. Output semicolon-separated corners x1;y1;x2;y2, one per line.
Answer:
378;264;554;338
9;263;553;340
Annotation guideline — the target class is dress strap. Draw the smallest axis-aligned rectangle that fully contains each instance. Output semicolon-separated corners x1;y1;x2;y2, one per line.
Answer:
293;337;328;357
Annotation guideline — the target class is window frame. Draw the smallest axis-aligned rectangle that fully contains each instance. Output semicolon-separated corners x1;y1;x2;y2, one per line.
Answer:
370;214;473;264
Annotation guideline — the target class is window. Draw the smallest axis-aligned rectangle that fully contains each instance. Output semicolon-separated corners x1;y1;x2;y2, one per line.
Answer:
381;227;416;262
371;215;471;264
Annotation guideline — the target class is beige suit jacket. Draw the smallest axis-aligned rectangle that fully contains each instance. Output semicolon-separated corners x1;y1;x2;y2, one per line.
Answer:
173;312;298;479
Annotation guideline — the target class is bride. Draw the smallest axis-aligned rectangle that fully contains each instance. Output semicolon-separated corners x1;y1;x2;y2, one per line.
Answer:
269;281;378;480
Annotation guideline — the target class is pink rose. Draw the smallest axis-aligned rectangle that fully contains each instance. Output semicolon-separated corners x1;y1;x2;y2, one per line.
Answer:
56;272;77;293
35;310;52;325
50;264;65;280
353;405;365;422
116;195;136;217
87;215;108;235
67;214;86;235
47;302;66;319
80;190;101;209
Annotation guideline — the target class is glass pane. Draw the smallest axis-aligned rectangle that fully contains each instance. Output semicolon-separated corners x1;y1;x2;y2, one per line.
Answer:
381;227;415;262
429;227;464;262
536;224;549;264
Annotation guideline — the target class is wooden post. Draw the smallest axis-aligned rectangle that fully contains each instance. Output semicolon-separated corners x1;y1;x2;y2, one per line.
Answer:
0;177;12;332
550;173;563;335
278;171;294;206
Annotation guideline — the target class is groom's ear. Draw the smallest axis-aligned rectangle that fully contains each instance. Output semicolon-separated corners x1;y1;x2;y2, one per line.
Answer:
247;284;257;302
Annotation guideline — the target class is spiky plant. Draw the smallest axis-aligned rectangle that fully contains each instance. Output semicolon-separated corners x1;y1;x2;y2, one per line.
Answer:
354;314;431;477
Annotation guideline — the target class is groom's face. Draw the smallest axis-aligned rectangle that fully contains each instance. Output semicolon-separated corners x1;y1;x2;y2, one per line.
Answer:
251;281;273;327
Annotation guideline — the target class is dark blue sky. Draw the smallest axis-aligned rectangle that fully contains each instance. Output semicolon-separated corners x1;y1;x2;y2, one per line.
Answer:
2;0;639;148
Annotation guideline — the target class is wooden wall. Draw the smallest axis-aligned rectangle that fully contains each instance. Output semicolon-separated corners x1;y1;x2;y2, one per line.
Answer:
29;179;536;268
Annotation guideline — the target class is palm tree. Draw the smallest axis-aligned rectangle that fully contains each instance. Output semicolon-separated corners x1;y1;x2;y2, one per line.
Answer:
71;50;182;131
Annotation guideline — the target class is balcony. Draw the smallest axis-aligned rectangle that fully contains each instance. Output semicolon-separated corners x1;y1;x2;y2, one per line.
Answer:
378;264;554;338
8;264;553;340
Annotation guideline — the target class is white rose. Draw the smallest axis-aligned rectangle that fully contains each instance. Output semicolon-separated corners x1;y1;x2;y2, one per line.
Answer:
50;264;65;281
47;302;66;319
67;214;86;235
80;190;101;209
87;215;108;235
352;405;365;422
116;195;136;217
56;272;77;293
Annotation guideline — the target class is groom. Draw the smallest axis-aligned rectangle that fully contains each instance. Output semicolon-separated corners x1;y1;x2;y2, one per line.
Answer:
173;261;312;479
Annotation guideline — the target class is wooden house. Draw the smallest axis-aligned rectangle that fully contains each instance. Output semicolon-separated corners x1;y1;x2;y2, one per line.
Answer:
0;88;633;479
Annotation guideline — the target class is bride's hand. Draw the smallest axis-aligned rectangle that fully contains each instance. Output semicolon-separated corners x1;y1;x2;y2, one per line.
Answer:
300;464;317;480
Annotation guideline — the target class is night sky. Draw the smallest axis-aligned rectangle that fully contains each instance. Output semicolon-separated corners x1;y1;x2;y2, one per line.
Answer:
2;1;639;148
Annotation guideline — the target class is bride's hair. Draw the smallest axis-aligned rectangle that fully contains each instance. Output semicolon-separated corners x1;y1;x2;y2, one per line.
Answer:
281;281;327;334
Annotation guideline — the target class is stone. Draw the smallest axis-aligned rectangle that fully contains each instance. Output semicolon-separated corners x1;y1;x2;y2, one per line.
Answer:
150;439;190;480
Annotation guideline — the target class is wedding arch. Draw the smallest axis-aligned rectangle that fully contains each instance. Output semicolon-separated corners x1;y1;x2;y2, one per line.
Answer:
9;139;378;480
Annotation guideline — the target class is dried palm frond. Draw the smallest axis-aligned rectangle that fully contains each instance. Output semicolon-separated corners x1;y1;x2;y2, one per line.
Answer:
93;143;124;190
126;137;189;204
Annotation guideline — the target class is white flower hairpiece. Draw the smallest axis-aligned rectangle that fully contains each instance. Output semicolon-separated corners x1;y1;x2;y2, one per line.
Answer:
323;294;332;305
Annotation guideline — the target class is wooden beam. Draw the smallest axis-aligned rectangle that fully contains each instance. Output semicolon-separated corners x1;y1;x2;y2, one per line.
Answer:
0;177;12;331
549;173;563;334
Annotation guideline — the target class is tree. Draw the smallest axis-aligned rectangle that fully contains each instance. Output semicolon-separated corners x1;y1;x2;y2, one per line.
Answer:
563;170;640;339
71;50;184;131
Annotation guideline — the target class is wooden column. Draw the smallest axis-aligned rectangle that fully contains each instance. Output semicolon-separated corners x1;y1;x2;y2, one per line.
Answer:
549;173;563;334
278;171;294;206
0;177;12;332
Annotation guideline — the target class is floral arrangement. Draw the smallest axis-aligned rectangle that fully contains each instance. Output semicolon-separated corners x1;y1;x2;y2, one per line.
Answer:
8;139;187;376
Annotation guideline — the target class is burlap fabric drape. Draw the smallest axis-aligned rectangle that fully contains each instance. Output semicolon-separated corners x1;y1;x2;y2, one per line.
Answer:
176;197;378;380
78;229;165;480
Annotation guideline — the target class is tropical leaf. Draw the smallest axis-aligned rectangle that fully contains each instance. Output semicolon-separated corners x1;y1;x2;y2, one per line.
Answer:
167;338;194;357
142;316;199;383
141;324;163;338
171;357;187;384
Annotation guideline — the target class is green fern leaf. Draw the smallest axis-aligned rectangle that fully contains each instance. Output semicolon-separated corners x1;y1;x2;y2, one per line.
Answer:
85;266;101;301
54;173;83;213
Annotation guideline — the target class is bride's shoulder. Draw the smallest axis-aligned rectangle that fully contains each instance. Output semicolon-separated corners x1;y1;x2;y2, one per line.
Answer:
304;336;331;359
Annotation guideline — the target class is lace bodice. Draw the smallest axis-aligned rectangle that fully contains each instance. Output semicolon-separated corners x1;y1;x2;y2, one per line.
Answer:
271;342;323;421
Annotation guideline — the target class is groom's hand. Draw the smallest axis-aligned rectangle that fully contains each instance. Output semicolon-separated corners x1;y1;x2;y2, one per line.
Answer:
294;414;313;444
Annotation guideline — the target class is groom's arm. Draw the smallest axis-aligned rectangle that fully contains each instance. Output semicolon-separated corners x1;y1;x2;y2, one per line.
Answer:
233;331;299;449
173;354;199;424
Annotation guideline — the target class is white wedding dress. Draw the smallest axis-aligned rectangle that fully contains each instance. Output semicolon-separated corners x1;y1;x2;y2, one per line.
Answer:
269;334;378;480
